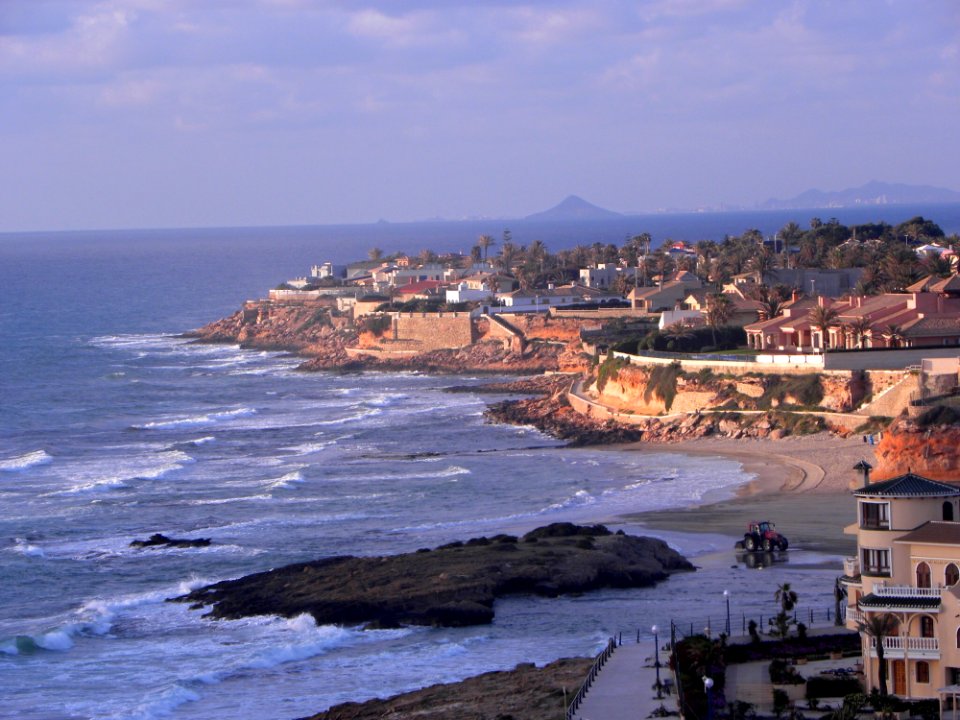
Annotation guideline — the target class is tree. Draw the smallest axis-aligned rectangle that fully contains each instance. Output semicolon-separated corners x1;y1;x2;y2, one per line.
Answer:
768;582;800;637
477;235;496;261
807;304;840;350
368;247;384;262
663;321;696;351
748;246;777;280
846;317;873;349
882;324;905;349
705;293;733;346
858;612;899;696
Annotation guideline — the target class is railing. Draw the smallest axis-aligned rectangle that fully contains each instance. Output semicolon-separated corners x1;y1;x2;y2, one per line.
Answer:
843;557;861;577
874;583;942;598
565;637;616;720
848;608;864;624
872;636;940;652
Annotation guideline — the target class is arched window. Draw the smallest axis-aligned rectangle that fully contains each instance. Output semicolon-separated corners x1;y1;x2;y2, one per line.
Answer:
947;564;959;586
920;616;935;638
917;562;932;588
917;661;930;684
944;502;954;522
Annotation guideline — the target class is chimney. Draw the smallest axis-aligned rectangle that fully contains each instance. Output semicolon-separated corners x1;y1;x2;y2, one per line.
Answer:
791;289;799;303
854;459;873;488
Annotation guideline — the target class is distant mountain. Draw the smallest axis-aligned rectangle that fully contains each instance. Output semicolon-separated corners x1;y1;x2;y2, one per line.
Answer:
525;195;623;221
760;181;960;210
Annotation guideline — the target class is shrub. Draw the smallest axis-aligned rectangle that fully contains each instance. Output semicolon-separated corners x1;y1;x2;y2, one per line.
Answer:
362;315;392;337
644;362;682;410
596;354;628;392
805;676;863;700
917;405;960;428
769;658;804;685
772;688;790;718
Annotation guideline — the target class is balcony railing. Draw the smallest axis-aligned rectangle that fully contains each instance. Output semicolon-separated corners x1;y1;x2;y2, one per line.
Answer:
874;583;942;598
872;636;940;653
848;608;864;624
843;557;860;577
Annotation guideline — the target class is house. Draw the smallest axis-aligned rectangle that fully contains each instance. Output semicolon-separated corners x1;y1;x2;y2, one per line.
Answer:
842;472;960;704
580;263;622;290
497;284;622;312
445;272;515;304
682;286;762;328
744;292;960;352
395;280;449;301
733;268;864;297
628;272;702;313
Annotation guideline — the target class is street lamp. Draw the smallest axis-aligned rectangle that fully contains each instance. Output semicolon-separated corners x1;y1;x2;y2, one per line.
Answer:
724;590;731;636
652;624;662;699
703;676;714;720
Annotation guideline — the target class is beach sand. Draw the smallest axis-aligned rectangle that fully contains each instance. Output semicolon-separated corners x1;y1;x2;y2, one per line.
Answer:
622;433;876;556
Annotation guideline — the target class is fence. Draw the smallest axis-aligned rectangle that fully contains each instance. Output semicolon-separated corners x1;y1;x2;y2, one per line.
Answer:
565;637;617;720
668;605;845;642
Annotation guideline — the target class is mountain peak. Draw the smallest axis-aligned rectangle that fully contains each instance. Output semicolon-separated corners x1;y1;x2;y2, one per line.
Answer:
761;181;960;210
525;195;622;221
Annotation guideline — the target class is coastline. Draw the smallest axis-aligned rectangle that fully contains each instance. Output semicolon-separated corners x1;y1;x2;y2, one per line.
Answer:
618;433;872;556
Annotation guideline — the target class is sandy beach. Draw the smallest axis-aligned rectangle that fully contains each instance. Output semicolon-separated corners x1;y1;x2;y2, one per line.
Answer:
623;433;876;556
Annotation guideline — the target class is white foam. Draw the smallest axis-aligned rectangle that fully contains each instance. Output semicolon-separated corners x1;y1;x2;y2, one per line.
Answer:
12;538;45;557
0;450;52;472
264;470;305;490
135;408;256;430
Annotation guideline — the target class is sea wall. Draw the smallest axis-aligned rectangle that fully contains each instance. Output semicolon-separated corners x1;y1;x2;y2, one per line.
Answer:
392;312;475;351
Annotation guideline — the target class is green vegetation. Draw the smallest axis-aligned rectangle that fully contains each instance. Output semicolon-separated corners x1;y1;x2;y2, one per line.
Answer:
759;374;824;409
595;353;628;392
644;362;682;410
805;677;863;700
853;416;893;434
769;412;826;435
916;405;960;428
298;308;332;331
637;326;746;353
362;315;392;338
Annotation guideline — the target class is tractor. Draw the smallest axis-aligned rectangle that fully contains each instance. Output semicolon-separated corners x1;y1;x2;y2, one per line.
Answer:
740;521;788;552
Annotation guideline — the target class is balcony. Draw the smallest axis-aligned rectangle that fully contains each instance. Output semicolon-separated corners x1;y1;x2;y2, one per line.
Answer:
848;607;864;625
843;557;861;579
870;636;940;659
874;583;942;598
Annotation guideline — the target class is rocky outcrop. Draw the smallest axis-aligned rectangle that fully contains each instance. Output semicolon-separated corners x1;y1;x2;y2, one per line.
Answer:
174;524;693;628
299;657;594;720
873;412;960;481
131;533;211;549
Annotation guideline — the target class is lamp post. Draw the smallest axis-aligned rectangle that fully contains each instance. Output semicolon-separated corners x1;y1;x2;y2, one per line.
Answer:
703;676;714;720
724;590;731;636
652;624;662;699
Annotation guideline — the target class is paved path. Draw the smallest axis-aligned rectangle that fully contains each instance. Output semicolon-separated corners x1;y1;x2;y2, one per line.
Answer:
573;643;678;720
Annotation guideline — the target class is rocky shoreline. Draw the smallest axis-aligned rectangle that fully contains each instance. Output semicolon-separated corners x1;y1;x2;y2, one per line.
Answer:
174;523;693;628
299;657;595;720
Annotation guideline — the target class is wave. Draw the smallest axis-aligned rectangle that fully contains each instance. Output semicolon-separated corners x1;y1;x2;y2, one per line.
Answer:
11;538;45;558
0;450;52;472
2;577;210;656
47;450;195;496
134;408;256;430
264;470;305;490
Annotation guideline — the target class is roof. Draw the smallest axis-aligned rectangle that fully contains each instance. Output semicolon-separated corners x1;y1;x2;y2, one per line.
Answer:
902;316;960;337
857;593;941;610
896;521;960;546
907;274;960;294
854;472;960;498
396;280;448;295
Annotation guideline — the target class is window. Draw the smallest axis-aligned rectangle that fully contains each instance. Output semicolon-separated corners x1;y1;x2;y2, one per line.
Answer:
917;562;932;588
947;564;959;586
917;661;930;684
945;502;955;522
861;502;890;530
862;548;891;576
921;616;935;638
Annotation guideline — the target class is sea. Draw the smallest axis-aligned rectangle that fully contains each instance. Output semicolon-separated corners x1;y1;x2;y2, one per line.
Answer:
2;205;958;720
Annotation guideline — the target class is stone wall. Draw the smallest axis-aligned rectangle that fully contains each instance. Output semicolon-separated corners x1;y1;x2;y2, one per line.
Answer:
393;313;475;351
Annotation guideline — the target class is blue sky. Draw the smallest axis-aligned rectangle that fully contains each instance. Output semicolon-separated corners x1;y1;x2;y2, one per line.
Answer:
1;0;958;231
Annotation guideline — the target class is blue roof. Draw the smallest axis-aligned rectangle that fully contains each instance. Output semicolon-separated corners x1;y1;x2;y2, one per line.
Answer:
854;472;960;498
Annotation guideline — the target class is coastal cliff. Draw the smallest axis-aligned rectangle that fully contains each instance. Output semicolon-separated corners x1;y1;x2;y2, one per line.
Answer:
186;300;586;374
174;523;693;628
873;410;960;481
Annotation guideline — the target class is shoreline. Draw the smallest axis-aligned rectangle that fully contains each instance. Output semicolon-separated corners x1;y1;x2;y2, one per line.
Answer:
615;434;872;556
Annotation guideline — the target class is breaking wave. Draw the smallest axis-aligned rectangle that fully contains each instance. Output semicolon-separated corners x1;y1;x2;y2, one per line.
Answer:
0;450;52;472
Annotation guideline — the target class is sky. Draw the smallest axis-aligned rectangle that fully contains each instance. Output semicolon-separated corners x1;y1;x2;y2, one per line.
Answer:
1;0;958;231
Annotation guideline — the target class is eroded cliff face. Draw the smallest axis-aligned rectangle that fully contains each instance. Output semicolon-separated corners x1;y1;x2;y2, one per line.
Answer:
873;416;960;481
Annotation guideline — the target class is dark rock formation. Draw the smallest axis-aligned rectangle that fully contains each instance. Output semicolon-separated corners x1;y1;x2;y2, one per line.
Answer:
299;656;595;720
131;533;211;549
174;524;692;628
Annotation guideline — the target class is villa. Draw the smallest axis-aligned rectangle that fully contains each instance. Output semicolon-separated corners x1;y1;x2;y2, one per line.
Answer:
843;472;960;707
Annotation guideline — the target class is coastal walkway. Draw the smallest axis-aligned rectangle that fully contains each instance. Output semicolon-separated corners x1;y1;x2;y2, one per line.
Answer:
572;642;678;720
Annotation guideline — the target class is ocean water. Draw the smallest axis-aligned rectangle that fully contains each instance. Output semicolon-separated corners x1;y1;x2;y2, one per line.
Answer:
0;211;940;719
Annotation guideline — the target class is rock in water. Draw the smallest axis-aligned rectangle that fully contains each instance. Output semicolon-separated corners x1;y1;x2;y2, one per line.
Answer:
131;533;211;549
173;523;693;627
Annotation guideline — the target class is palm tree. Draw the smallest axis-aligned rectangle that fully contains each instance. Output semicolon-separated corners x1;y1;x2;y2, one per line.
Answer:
846;317;873;349
807;304;841;350
748;246;777;281
882;323;905;349
477;235;496;262
858;612;900;696
368;247;384;262
663;321;696;351
775;582;798;613
705;293;733;346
